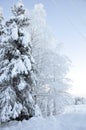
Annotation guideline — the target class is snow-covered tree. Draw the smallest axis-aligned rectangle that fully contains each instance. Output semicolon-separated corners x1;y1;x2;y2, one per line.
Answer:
30;3;71;116
0;1;37;123
0;7;4;39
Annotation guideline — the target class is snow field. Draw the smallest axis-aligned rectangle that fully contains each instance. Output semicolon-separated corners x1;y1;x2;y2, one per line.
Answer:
1;110;86;130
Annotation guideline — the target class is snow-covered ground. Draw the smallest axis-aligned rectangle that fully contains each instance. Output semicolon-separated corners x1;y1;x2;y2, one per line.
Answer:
64;104;86;114
0;105;86;130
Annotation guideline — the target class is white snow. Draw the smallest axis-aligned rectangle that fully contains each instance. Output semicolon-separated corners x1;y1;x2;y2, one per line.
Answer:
18;28;31;47
11;59;28;77
11;57;31;78
15;0;24;8
0;68;9;83
0;87;23;123
11;22;18;40
22;31;31;47
12;103;22;119
0;105;86;130
18;79;26;91
64;104;86;114
23;55;31;71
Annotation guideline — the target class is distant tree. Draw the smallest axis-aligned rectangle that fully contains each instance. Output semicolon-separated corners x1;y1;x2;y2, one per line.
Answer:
75;97;85;105
0;1;37;123
30;3;71;116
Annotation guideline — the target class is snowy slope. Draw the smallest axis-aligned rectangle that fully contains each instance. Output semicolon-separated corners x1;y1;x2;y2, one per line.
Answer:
0;105;86;130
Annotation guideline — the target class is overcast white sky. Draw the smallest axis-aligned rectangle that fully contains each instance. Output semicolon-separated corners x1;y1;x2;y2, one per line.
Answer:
0;0;86;97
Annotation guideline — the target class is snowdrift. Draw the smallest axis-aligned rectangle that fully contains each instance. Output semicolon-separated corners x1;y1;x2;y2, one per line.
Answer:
0;107;86;130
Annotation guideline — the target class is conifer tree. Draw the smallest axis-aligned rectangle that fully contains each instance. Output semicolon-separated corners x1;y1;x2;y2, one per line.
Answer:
0;1;36;123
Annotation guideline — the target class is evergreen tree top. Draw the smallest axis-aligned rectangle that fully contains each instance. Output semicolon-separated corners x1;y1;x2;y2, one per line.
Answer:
11;0;29;27
11;0;25;17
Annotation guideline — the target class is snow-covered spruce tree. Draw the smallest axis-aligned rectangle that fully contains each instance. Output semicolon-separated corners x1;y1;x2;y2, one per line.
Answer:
0;8;19;123
0;4;20;123
0;1;36;123
30;3;72;117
